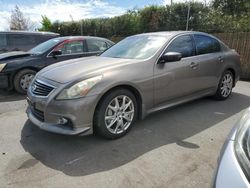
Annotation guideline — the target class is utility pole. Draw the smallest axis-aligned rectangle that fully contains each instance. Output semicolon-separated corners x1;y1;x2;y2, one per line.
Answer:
186;3;191;31
80;21;83;36
171;0;173;6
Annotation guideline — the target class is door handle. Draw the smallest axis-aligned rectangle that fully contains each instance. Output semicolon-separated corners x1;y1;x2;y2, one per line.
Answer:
218;56;224;63
190;62;198;69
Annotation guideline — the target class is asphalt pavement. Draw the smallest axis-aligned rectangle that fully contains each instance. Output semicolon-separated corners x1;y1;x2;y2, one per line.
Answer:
0;81;250;188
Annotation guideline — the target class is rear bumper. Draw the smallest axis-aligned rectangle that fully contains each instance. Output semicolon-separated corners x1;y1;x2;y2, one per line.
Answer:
0;73;9;89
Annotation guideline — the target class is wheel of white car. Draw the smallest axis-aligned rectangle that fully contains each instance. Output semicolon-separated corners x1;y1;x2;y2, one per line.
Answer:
214;70;234;100
94;88;138;139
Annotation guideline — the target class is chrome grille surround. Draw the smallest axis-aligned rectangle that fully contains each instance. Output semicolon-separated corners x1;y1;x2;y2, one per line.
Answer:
31;79;55;97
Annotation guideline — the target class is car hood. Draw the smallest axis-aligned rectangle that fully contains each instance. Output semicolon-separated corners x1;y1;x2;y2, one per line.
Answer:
0;51;32;62
39;56;138;84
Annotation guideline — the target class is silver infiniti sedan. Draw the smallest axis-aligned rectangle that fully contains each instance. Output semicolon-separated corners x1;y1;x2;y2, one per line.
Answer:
26;31;241;139
214;107;250;188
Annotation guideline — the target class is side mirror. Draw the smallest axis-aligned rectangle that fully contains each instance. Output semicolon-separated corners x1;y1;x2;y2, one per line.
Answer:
51;50;62;57
159;52;182;63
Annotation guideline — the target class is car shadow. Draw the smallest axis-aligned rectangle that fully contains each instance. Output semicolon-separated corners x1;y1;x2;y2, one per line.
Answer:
20;92;250;177
0;89;26;102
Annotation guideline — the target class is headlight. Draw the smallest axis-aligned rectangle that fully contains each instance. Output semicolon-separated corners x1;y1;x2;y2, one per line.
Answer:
56;75;102;100
235;108;250;181
0;63;6;72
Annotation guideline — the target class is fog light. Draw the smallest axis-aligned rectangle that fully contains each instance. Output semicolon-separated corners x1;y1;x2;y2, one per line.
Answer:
57;117;68;125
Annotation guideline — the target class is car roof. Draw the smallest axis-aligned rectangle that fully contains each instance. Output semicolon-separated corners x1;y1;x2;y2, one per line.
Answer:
0;30;59;36
53;36;114;43
134;31;211;37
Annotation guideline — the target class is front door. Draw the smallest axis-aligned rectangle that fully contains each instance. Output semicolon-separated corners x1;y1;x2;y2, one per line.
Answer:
46;39;88;65
153;35;200;107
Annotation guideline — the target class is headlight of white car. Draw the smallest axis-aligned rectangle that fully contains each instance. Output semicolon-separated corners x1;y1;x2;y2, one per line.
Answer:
235;107;250;181
0;63;6;72
56;75;102;100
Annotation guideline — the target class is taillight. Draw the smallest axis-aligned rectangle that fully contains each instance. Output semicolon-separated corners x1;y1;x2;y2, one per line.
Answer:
236;52;240;58
233;49;241;58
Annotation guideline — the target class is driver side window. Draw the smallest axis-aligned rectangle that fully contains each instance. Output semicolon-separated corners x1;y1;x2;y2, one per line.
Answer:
166;35;195;58
53;40;87;55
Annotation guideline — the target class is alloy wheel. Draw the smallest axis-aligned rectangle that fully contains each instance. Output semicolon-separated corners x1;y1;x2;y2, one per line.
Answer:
105;95;135;134
220;73;233;98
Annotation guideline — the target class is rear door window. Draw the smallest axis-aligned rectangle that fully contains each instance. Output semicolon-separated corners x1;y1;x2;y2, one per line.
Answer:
27;35;39;45
7;34;38;51
36;35;56;44
194;35;221;55
87;39;109;52
165;35;195;58
7;34;26;46
0;34;7;48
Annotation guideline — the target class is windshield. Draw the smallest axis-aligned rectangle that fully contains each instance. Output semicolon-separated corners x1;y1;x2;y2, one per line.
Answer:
29;38;61;54
101;35;168;60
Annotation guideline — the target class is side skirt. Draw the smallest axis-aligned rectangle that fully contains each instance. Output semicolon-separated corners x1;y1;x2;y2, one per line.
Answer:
146;88;216;115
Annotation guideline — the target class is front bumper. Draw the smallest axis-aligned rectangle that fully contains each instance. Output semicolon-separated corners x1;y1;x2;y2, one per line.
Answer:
0;73;9;89
214;139;249;188
26;77;99;136
27;107;91;135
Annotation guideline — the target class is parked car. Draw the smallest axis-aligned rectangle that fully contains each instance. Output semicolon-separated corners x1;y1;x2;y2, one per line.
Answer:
0;31;59;53
214;107;250;188
0;36;114;93
26;31;241;139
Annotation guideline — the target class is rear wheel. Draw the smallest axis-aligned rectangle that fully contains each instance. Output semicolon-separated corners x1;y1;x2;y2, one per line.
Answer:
94;89;138;139
14;69;36;94
214;70;234;100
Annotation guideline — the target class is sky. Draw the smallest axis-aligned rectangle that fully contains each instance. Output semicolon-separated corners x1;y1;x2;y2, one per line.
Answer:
0;0;209;31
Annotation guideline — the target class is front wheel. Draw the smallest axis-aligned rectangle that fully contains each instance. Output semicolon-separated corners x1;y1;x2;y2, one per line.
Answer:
214;70;234;100
14;69;36;94
94;89;138;139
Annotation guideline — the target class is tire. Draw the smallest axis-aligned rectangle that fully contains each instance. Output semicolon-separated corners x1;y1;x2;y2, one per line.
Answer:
213;70;234;100
94;89;138;139
14;69;36;94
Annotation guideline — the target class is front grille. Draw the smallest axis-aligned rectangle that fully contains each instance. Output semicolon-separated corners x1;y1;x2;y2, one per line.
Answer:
31;80;54;96
31;107;44;122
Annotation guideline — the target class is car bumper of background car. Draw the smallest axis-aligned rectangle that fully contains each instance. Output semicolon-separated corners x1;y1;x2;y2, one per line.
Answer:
214;139;249;188
0;73;9;89
26;88;98;136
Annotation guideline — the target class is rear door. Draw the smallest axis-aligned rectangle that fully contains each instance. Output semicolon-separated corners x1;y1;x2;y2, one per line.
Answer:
46;39;88;65
193;34;223;90
154;34;201;106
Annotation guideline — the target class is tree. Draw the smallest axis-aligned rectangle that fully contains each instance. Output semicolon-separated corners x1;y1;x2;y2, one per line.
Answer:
44;2;250;37
39;16;52;31
212;0;250;17
9;5;34;30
